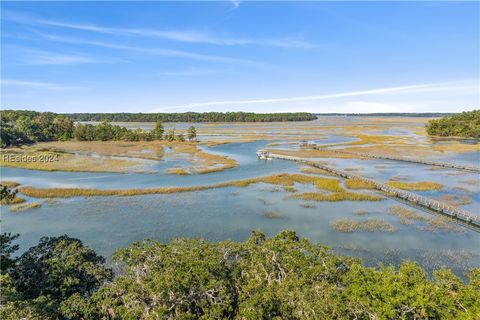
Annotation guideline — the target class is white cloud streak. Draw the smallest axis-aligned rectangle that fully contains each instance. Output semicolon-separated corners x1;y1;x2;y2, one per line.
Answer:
6;47;126;66
151;80;479;112
4;10;314;48
1;79;84;90
34;32;258;65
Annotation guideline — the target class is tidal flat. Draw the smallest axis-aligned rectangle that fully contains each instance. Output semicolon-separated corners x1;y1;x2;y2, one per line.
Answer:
1;116;479;276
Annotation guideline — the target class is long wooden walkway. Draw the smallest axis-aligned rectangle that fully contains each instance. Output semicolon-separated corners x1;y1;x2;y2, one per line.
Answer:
311;146;480;173
266;152;480;228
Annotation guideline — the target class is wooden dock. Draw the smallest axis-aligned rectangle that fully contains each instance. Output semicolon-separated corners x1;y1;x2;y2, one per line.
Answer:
311;146;480;173
264;152;480;228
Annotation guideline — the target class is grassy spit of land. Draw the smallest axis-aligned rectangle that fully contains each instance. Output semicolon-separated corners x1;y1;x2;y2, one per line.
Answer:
17;173;383;202
9;202;42;212
386;181;443;191
331;218;395;232
0;140;238;174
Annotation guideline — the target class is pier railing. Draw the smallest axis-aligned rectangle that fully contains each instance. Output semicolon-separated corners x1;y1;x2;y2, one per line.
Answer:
311;146;480;173
266;152;479;228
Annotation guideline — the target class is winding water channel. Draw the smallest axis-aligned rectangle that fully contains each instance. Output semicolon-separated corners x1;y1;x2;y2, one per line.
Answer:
1;122;479;275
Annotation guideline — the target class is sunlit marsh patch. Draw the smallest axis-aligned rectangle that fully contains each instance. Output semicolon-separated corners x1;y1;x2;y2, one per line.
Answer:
331;218;395;233
9;201;42;212
291;191;383;202
386;181;443;191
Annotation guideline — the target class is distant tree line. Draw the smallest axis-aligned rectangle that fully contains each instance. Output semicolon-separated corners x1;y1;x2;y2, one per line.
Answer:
62;112;317;122
1;230;479;319
0;110;197;147
316;113;457;117
426;110;480;138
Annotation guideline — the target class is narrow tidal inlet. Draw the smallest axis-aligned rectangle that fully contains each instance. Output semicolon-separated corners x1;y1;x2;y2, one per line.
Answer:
2;126;479;276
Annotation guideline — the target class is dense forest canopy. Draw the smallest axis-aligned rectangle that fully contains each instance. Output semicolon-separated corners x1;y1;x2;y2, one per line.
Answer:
63;112;318;122
1;231;478;319
0;110;74;148
0;110;195;147
426;110;480;138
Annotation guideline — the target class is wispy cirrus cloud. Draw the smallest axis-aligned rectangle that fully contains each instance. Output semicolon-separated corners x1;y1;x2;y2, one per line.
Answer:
4;10;314;48
152;79;479;112
5;47;126;66
158;68;220;76
1;79;85;90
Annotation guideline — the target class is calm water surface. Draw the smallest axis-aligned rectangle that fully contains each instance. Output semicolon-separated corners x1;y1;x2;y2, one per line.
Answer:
1;122;479;275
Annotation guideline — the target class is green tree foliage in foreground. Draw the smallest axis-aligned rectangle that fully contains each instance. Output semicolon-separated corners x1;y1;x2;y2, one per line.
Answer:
0;235;112;319
426;110;480;138
1;231;479;319
0;233;19;274
0;186;18;205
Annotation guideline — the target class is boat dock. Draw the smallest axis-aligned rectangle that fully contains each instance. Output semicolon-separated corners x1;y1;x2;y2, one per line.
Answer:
258;150;480;228
311;146;480;173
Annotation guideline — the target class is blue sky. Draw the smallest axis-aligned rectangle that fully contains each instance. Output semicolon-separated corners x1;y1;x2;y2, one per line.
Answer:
1;1;479;113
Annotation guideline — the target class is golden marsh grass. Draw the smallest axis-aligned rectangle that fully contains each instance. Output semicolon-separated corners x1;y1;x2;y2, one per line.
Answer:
437;194;472;207
386;181;443;191
291;191;383;202
344;179;376;190
299;166;335;176
0;181;20;188
17;173;379;202
0;197;25;205
0;150;142;173
1;140;238;174
331;218;395;233
34;140;165;160
165;167;190;175
387;205;464;232
9;202;42;212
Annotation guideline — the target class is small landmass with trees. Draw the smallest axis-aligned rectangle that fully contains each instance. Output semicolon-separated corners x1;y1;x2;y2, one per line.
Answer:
426;110;480;138
0;110;197;148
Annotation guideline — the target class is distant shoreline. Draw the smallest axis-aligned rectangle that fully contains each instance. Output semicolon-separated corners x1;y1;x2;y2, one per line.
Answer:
314;113;453;117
